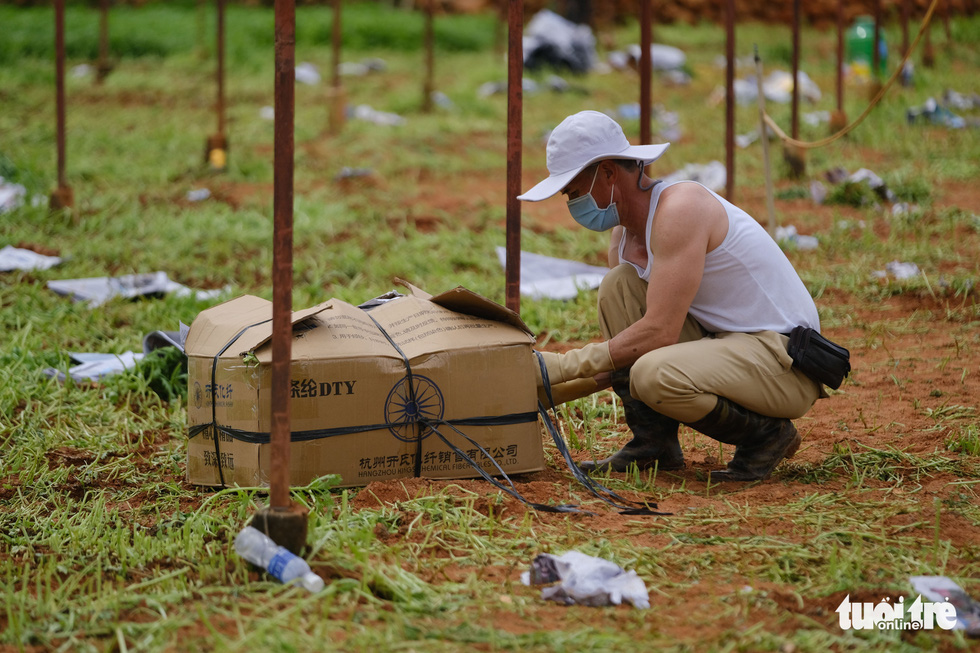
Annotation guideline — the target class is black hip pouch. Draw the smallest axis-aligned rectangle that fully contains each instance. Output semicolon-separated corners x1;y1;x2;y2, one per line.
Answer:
787;326;851;390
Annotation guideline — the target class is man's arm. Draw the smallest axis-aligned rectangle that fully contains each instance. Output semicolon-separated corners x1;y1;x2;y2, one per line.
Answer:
606;183;726;368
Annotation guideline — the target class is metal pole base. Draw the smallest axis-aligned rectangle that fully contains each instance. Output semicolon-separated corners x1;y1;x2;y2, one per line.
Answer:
867;80;884;102
95;59;114;84
829;110;848;134
250;502;309;556
49;185;74;210
782;144;806;179
205;134;229;170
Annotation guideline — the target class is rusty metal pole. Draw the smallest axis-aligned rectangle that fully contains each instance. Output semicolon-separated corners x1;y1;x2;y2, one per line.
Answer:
754;46;776;237
944;0;951;44
217;0;225;138
790;0;799;141
271;0;295;514
328;0;345;134
923;4;935;68
505;0;523;314
50;0;73;210
422;0;434;113
830;0;847;133
872;0;882;79
206;0;228;170
724;0;734;202
249;0;308;556
55;0;67;191
197;0;207;59
901;0;910;57
783;0;805;178
96;0;112;83
639;0;652;144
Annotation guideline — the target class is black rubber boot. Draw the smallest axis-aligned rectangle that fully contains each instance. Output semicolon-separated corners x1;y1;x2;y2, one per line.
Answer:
578;370;685;474
686;397;801;481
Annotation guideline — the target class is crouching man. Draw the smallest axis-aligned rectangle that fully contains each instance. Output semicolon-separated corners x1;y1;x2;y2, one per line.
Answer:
519;110;825;481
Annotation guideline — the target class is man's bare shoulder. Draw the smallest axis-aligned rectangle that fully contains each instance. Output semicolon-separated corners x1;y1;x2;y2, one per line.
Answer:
654;181;723;224
652;182;727;250
657;181;718;207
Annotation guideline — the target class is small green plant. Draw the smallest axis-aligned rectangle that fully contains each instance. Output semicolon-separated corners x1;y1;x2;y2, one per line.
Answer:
825;181;882;207
886;173;932;204
946;425;980;456
102;346;188;403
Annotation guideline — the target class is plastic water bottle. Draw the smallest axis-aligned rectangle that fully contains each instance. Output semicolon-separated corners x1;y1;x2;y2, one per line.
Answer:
234;526;325;592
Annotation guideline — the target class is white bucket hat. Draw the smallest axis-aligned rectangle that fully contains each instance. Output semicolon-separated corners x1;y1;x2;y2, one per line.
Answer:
518;110;670;202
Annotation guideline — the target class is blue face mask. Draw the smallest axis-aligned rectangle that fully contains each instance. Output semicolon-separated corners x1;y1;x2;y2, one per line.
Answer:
566;167;619;232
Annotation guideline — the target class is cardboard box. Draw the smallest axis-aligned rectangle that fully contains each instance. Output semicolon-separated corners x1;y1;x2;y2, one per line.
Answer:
184;284;543;487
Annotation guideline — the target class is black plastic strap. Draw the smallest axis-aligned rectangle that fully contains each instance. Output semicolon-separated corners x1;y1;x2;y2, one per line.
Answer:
534;352;670;516
423;416;592;514
209;318;272;487
188;411;538;444
364;313;424;477
362;315;594;513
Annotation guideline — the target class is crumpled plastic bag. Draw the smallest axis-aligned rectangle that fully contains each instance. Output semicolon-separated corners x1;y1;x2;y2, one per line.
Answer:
520;551;650;608
910;575;980;635
522;9;597;74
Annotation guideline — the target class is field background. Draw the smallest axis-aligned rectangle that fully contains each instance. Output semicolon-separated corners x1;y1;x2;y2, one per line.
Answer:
2;2;980;651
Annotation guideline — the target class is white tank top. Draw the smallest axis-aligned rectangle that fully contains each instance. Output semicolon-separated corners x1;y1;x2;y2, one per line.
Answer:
618;180;820;334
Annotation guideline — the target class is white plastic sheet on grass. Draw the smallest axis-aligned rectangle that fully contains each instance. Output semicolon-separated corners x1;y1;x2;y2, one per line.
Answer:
0;177;27;213
43;351;144;383
0;245;62;272
495;247;608;301
47;271;227;307
521;551;650;608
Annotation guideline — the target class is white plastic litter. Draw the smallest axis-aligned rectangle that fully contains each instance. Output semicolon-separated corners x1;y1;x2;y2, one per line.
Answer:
0;177;27;213
295;62;321;85
719;70;822;106
47;271;226;307
891;202;919;217
431;91;455;110
0;245;62;272
477;78;541;98
661;160;727;193
350;104;405;126
624;43;686;71
909;576;980;634
803;110;830;126
873;260;921;280
810;180;827;204
763;70;822;103
774;225;819;250
523;9;597;74
43;351;144;383
186;188;211;202
338;61;370;76
521;551;650;609
495;247;608;301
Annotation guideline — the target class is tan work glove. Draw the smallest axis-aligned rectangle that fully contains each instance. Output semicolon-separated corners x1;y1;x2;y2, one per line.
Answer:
539;342;615;385
537;377;600;406
532;343;615;406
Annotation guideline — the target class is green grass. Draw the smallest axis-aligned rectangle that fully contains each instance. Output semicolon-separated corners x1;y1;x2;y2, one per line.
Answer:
3;3;980;651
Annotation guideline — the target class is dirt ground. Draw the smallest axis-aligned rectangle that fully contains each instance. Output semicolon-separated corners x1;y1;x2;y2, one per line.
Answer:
13;142;979;650
338;153;980;644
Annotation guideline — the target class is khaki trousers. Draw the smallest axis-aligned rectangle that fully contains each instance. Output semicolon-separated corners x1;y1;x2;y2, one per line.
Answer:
598;265;821;423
